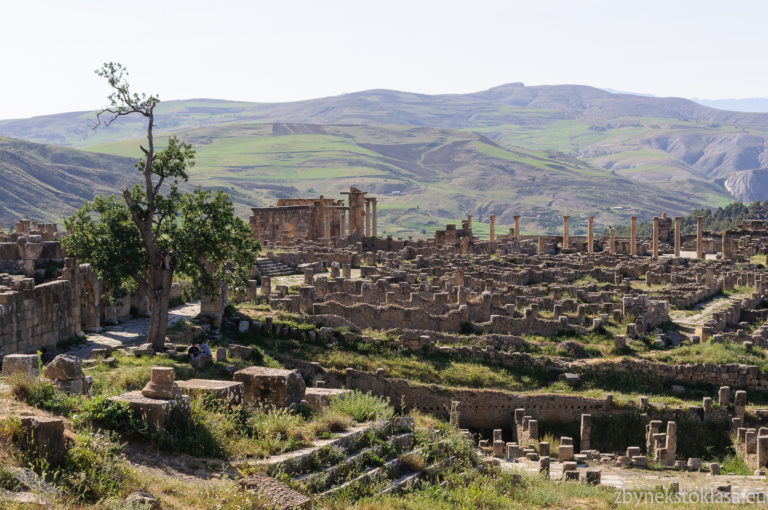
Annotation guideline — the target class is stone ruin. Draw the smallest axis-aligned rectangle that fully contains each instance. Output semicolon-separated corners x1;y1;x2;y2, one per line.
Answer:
250;186;377;245
9;200;768;503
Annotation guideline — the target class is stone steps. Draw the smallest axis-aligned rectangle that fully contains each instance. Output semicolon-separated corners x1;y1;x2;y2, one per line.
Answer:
256;258;296;277
296;433;413;494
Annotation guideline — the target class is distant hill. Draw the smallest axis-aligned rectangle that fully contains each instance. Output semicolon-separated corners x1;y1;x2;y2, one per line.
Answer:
84;122;732;236
3;84;768;191
692;98;768;113
10;83;768;233
0;137;137;225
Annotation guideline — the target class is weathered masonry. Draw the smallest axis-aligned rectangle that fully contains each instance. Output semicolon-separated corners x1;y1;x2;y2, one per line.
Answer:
249;187;377;244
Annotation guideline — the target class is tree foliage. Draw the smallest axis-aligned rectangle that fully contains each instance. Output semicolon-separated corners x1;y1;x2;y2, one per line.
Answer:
63;188;257;299
63;62;258;348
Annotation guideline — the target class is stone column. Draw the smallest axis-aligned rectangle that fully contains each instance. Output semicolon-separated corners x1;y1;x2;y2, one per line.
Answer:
365;199;371;236
674;216;681;257
696;216;704;259
718;386;730;405
562;216;570;249
609;227;615;254
467;214;472;229
652;216;660;259
735;390;747;420
580;414;592;451
371;198;377;237
758;435;768;467
721;230;728;260
449;401;460;428
587;216;594;254
261;276;271;298
340;211;346;237
514;215;521;240
537;236;544;255
324;211;331;238
299;286;314;313
489;215;496;242
630;216;637;256
665;421;677;466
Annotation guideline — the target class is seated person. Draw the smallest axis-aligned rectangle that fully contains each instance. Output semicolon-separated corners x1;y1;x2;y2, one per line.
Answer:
188;343;213;365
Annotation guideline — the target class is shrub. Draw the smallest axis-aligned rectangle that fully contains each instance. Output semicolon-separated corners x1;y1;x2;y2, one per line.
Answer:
53;432;134;503
249;406;306;441
329;391;393;422
397;452;424;473
0;416;22;444
9;374;80;416
76;396;146;435
310;410;352;436
0;464;19;491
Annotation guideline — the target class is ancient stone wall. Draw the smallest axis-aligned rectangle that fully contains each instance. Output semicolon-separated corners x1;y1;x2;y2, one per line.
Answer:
0;278;76;357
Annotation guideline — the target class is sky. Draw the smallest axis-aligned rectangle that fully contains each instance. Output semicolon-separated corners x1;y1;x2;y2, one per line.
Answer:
2;0;768;119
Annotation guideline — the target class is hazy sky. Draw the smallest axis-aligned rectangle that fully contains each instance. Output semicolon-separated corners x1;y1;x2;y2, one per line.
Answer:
2;0;767;119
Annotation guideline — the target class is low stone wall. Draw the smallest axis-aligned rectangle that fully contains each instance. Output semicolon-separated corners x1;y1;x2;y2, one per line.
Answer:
344;368;611;429
574;358;768;392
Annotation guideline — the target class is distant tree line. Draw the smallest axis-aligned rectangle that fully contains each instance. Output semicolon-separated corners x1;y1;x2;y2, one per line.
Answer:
610;201;768;237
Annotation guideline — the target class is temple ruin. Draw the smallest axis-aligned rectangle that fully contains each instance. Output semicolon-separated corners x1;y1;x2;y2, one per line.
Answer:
249;187;377;244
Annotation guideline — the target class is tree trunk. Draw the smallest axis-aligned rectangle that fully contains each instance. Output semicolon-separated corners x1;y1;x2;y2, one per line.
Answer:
146;263;172;352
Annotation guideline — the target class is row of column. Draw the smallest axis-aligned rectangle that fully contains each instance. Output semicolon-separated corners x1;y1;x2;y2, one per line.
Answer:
558;214;701;259
488;214;708;260
323;199;379;238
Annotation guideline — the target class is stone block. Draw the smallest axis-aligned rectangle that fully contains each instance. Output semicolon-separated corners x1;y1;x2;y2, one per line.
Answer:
303;387;352;412
560;373;581;387
193;354;212;369
228;344;253;361
177;379;244;406
20;416;66;465
2;354;39;379
109;391;190;428
134;343;155;356
493;440;504;457
558;445;574;461
44;354;83;380
234;366;306;407
53;376;93;395
585;470;601;485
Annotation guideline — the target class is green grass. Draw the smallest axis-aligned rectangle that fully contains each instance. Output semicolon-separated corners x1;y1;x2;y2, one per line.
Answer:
645;340;767;368
325;468;617;509
328;391;394;422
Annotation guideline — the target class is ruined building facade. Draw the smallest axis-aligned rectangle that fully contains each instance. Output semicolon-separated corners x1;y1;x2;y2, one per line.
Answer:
249;187;377;244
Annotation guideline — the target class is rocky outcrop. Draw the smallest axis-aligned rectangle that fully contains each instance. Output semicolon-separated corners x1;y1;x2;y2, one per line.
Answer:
725;168;768;202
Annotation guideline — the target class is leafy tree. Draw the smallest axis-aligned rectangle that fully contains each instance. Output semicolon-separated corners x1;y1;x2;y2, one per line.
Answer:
63;63;258;351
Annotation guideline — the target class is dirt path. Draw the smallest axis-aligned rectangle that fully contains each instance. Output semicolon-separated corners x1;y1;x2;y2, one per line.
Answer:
65;301;201;358
670;291;751;330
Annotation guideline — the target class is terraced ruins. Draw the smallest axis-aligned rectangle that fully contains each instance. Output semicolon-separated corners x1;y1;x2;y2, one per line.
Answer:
4;190;768;508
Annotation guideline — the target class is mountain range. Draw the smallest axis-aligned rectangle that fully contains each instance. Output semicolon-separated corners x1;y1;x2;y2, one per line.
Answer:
4;83;768;234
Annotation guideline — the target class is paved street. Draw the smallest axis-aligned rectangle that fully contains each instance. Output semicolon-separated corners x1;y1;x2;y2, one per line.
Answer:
65;301;200;357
